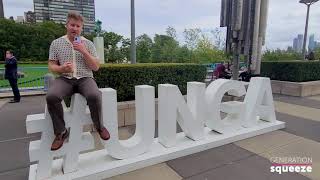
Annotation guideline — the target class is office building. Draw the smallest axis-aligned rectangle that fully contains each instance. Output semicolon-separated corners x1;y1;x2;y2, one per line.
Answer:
293;38;298;52
297;34;303;52
16;16;24;23
25;11;36;23
293;34;304;52
34;0;95;34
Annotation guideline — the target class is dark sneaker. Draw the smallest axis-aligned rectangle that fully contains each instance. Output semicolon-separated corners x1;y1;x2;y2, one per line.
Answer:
9;99;20;103
51;129;69;151
97;127;110;140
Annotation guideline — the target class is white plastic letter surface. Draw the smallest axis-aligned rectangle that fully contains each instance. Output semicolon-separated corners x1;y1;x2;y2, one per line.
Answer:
243;77;276;127
26;78;285;180
101;86;155;159
205;79;246;133
158;82;205;148
26;94;94;180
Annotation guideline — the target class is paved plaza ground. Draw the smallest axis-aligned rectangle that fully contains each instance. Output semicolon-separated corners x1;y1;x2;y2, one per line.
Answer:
0;94;320;180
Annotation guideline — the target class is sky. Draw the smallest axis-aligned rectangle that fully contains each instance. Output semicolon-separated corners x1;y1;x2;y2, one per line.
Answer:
2;0;320;50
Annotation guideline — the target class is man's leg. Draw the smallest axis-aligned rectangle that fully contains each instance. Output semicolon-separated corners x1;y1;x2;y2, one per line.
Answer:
77;77;110;140
77;77;102;130
46;77;74;135
8;78;20;102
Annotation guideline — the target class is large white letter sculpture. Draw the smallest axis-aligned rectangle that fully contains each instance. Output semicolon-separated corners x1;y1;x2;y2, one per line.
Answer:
158;82;206;147
101;86;155;159
205;79;246;133
27;94;95;180
243;77;276;127
27;77;283;180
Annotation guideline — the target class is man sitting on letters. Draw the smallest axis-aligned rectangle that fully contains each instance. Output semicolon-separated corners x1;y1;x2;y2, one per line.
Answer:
46;11;110;151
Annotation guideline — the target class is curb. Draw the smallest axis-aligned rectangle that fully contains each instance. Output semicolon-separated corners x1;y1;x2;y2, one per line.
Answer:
0;91;46;99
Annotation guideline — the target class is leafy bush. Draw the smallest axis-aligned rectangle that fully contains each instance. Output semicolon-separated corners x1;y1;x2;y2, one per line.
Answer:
262;49;302;61
261;61;320;82
94;63;207;101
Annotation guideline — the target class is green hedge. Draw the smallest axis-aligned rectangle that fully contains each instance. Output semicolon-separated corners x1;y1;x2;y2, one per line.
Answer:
94;63;207;101
261;61;320;82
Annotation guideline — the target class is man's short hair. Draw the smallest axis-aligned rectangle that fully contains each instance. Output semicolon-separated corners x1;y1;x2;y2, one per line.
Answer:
66;11;84;24
6;50;14;55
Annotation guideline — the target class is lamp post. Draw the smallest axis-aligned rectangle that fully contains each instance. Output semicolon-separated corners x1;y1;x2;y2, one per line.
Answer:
130;0;136;64
299;0;319;60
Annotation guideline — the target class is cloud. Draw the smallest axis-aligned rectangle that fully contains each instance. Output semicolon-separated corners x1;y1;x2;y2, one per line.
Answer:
265;0;320;49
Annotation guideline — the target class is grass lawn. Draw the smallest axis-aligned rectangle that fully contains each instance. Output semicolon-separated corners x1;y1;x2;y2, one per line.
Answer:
0;64;48;89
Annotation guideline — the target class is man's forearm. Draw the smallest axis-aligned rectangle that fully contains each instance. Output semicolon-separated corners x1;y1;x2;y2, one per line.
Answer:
49;63;63;74
83;51;100;71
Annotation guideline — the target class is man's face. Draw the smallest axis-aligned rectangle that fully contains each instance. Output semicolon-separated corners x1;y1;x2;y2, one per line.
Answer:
66;18;83;38
5;51;12;59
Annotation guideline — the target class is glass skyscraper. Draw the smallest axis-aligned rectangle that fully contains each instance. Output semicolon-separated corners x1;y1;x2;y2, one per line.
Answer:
309;34;316;51
34;0;95;34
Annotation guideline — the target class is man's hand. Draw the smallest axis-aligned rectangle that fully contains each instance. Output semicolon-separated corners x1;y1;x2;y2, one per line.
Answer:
73;41;88;54
60;62;74;73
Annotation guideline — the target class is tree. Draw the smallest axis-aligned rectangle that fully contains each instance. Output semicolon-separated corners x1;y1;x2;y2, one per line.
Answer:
102;31;123;63
183;28;201;62
176;45;192;63
166;26;177;40
151;34;179;63
151;34;165;62
210;28;225;50
183;28;201;50
136;34;153;63
0;20;229;64
314;47;320;60
0;19;65;61
262;49;301;61
120;38;131;63
194;32;226;63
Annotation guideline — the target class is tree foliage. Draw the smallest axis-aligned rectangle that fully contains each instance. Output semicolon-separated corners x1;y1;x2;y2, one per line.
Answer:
136;34;152;63
0;20;227;64
0;19;65;61
262;49;302;61
314;47;320;60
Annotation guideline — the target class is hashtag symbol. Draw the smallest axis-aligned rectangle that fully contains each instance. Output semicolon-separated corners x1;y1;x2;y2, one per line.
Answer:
26;94;95;179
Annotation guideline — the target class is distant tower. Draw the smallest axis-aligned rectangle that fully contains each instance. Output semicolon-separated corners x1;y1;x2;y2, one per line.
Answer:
293;38;299;52
297;34;304;52
308;34;315;51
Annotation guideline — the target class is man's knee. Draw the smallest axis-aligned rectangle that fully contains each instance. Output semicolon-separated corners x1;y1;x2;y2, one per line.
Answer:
86;91;101;104
46;93;62;105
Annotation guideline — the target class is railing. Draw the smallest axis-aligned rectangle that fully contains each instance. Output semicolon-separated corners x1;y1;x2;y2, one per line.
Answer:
0;67;48;92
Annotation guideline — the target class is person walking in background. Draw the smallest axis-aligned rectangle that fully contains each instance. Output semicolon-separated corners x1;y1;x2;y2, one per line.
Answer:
5;50;20;103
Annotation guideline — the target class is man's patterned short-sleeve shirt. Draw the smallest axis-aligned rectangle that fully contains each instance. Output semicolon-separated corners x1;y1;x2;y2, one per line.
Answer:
49;35;98;79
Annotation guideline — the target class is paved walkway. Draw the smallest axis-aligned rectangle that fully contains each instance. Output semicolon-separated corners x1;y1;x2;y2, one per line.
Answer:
0;94;319;180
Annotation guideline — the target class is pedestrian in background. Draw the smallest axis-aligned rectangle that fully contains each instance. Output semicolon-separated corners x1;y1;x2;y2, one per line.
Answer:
5;50;21;103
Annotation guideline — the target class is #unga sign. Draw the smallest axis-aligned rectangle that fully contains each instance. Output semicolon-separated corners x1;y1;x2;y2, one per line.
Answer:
27;77;284;180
